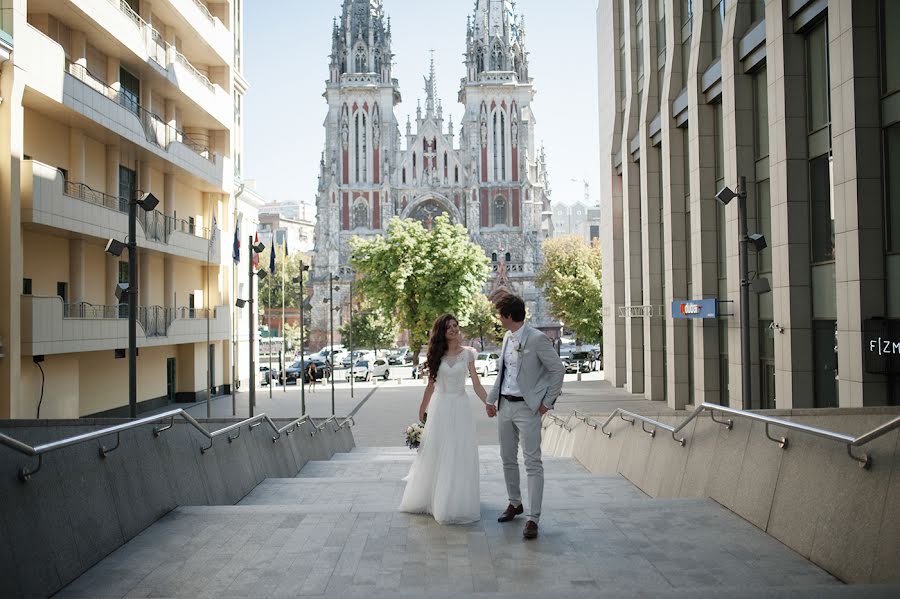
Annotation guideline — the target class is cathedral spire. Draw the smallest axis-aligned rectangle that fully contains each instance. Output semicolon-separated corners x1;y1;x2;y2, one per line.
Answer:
466;0;528;82
424;51;437;118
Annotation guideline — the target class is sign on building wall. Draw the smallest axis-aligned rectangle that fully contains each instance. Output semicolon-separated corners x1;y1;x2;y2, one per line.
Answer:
863;318;900;374
671;299;718;319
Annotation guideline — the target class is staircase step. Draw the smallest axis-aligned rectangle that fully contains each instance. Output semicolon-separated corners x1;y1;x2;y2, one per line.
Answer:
56;498;868;599
239;475;648;508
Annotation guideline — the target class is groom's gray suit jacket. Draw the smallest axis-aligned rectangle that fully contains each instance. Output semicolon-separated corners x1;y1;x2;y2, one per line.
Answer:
486;324;566;413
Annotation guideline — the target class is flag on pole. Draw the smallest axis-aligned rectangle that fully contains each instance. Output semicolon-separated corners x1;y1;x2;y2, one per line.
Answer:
252;232;260;268
269;233;276;275
209;215;217;248
232;212;243;264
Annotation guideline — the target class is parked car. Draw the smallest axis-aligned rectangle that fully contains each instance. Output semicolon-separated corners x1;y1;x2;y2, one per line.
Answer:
259;366;280;386
283;357;326;384
559;348;593;373
345;358;390;381
474;352;500;377
341;351;368;368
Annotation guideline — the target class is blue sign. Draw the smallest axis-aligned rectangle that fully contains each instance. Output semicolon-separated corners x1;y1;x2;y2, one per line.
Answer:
672;299;718;319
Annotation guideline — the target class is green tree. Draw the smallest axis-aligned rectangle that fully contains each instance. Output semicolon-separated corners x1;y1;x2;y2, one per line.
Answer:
536;235;603;344
339;305;396;354
462;293;503;350
350;215;490;363
282;321;307;354
258;251;310;310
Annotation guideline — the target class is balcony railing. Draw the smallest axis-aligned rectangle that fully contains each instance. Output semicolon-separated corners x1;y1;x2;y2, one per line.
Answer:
63;180;212;242
192;0;215;24
65;62;213;162
63;302;220;338
104;0;214;93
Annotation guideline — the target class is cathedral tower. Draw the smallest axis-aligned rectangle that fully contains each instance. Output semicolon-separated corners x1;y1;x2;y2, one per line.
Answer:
309;0;556;349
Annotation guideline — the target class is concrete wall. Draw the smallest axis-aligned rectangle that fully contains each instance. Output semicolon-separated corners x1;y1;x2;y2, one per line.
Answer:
543;408;900;584
0;417;355;598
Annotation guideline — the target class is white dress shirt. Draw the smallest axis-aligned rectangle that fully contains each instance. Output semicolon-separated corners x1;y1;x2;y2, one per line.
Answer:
500;326;525;396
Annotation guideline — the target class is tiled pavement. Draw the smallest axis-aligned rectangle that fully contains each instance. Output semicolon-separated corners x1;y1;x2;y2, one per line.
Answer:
56;446;898;598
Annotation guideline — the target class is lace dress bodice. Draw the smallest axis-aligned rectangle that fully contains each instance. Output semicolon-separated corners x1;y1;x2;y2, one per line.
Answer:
434;348;475;396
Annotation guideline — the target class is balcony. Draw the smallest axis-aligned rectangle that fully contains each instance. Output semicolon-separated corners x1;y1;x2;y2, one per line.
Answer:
21;295;230;356
165;0;233;66
22;160;221;265
60;0;232;126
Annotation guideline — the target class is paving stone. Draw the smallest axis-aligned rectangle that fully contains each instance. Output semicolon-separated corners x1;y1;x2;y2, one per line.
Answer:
55;445;900;598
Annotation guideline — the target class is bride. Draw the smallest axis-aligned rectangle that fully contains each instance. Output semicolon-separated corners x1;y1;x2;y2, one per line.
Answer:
398;314;488;524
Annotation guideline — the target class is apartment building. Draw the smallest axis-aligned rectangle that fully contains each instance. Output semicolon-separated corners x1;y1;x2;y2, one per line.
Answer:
599;0;899;410
0;0;253;418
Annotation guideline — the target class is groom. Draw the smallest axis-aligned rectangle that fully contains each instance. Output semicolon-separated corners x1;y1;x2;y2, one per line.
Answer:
485;292;565;539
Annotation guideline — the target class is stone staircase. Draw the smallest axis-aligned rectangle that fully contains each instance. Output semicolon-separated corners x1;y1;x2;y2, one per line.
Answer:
56;446;898;598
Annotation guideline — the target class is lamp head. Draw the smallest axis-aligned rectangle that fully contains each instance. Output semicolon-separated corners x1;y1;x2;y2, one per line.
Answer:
137;192;159;212
256;269;268;281
716;186;738;205
749;233;768;252
252;241;266;253
235;298;247;308
749;277;771;294
114;283;130;302
105;238;126;257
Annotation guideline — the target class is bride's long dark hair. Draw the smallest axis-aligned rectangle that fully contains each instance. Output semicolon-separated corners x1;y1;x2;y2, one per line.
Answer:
425;314;458;382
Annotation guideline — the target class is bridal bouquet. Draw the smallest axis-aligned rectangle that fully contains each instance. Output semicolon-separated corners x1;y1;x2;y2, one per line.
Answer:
405;422;424;450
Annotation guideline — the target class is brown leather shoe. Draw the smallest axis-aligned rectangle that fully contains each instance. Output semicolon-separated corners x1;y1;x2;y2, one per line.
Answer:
523;520;539;539
497;503;524;522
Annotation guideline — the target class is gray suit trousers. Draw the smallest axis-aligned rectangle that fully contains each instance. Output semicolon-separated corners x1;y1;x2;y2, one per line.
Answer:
498;399;543;523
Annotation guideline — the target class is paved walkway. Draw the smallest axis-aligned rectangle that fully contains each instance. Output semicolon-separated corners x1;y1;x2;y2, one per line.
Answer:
56;446;897;598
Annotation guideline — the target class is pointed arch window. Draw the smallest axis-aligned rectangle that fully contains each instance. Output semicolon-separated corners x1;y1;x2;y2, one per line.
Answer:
476;46;486;73
491;252;498;262
352;201;369;229
413;153;417;178
454;166;459;183
493;195;507;226
501;112;506;180
354;113;360;182
402;167;406;184
355;45;367;73
374;48;383;75
493;111;499;180
505;252;511;262
492;42;504;70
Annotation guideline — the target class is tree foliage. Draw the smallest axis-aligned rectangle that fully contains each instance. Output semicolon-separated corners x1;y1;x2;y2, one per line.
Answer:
350;215;490;361
338;305;396;352
461;294;504;350
258;251;310;310
536;235;603;344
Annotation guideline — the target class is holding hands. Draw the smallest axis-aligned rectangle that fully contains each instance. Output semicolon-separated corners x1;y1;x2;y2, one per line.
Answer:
485;403;497;418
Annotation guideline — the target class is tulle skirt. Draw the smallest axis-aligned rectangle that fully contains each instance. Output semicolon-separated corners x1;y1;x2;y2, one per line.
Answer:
398;391;480;524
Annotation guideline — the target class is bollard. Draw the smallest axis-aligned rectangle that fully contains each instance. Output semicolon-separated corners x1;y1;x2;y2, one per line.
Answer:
577;361;582;382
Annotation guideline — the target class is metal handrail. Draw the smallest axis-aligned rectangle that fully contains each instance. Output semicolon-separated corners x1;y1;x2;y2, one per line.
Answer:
0;409;352;482
552;403;900;470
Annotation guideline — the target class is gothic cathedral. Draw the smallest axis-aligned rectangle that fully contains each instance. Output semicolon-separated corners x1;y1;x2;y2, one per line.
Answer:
310;0;557;348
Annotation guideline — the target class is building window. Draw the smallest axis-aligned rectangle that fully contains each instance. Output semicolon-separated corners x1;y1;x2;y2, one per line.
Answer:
636;0;644;97
493;196;507;226
681;0;692;89
813;320;838;408
751;0;765;22
57;282;68;304
807;22;831;134
118;165;136;213
454;166;459;183
23;278;32;295
710;0;724;61
491;252;498;263
402;168;406;184
657;0;666;65
353;202;368;229
119;67;140;114
505;252;511;262
355;45;367;73
883;0;900;95
809;154;834;263
759;321;776;409
619;0;627;110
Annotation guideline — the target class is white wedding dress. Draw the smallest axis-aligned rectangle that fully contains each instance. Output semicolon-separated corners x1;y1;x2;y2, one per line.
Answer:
398;347;480;524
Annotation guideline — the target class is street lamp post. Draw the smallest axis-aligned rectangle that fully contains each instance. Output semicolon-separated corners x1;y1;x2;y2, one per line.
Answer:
717;176;769;410
329;273;335;416
292;261;310;415
105;192;158;419
236;236;266;417
349;275;354;399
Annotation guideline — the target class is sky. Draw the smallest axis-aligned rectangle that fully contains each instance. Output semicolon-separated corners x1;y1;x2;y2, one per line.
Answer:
243;0;599;208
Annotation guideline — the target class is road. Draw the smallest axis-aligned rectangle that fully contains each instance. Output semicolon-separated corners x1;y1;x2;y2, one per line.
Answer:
164;366;675;447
